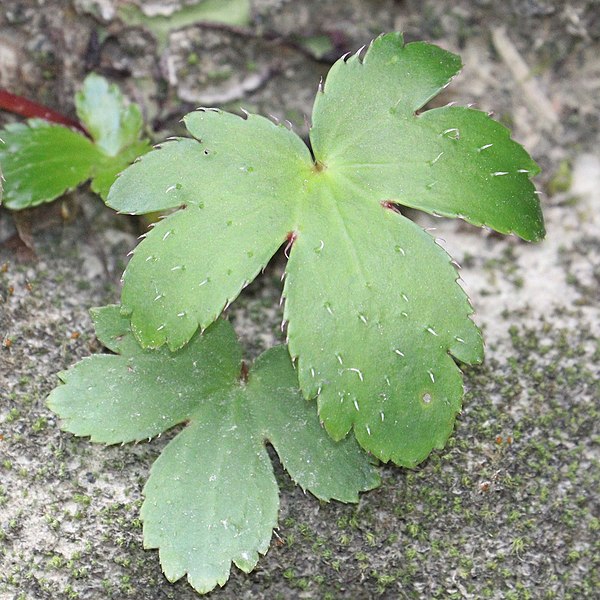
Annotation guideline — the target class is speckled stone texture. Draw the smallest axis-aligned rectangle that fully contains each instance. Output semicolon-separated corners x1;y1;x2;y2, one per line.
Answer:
1;1;599;598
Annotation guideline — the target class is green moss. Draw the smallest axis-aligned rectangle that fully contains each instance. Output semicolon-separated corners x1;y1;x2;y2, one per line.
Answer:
547;160;573;195
31;417;47;432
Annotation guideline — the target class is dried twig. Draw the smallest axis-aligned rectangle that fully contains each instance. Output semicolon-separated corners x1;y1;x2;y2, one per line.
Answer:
491;26;560;132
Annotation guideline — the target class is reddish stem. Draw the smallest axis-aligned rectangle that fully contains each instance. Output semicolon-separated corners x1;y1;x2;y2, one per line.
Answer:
284;231;297;258
381;200;401;213
0;89;88;135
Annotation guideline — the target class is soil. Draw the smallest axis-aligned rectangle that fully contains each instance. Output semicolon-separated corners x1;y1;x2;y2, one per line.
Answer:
1;1;599;599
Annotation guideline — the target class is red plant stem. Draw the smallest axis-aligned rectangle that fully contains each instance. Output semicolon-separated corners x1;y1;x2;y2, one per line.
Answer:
0;89;88;135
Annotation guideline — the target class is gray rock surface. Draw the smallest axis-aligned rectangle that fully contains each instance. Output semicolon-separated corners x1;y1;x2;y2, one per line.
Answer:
1;1;599;598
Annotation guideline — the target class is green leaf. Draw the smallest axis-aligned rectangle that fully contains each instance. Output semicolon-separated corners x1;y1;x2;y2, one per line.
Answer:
89;304;139;354
141;415;278;593
0;120;102;210
249;348;378;502
75;73;144;157
310;34;544;241
111;110;311;349
108;33;544;465
48;306;379;594
0;74;150;209
49;316;240;445
283;193;481;465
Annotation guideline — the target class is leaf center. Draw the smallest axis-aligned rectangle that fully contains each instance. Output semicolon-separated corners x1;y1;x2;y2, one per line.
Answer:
313;160;326;173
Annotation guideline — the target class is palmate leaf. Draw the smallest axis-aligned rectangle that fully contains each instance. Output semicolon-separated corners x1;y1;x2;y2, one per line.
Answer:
0;74;150;209
48;306;378;594
309;36;544;239
114;112;310;348
108;33;544;466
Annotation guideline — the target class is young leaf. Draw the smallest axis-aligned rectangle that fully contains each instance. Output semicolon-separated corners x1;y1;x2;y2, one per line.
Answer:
310;40;543;239
48;306;379;594
0;73;150;209
107;33;544;466
115;111;309;347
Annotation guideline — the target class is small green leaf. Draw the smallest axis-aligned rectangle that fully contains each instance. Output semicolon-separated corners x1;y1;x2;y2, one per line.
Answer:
310;33;544;241
110;110;311;349
75;73;144;157
142;407;279;593
108;33;544;466
48;307;378;594
0;120;102;210
0;74;150;209
283;195;481;465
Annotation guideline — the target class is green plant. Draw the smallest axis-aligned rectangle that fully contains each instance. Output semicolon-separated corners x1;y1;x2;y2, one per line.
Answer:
48;305;378;593
0;74;150;210
106;33;543;466
48;32;544;595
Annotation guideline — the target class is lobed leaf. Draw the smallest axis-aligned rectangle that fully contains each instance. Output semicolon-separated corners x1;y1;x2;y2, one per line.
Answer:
310;33;544;241
108;33;544;466
249;347;380;501
142;406;279;593
284;188;482;466
48;316;240;444
111;110;313;350
0;74;150;209
48;306;378;594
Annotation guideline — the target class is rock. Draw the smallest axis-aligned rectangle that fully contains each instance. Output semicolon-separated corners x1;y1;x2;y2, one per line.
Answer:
1;1;599;598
